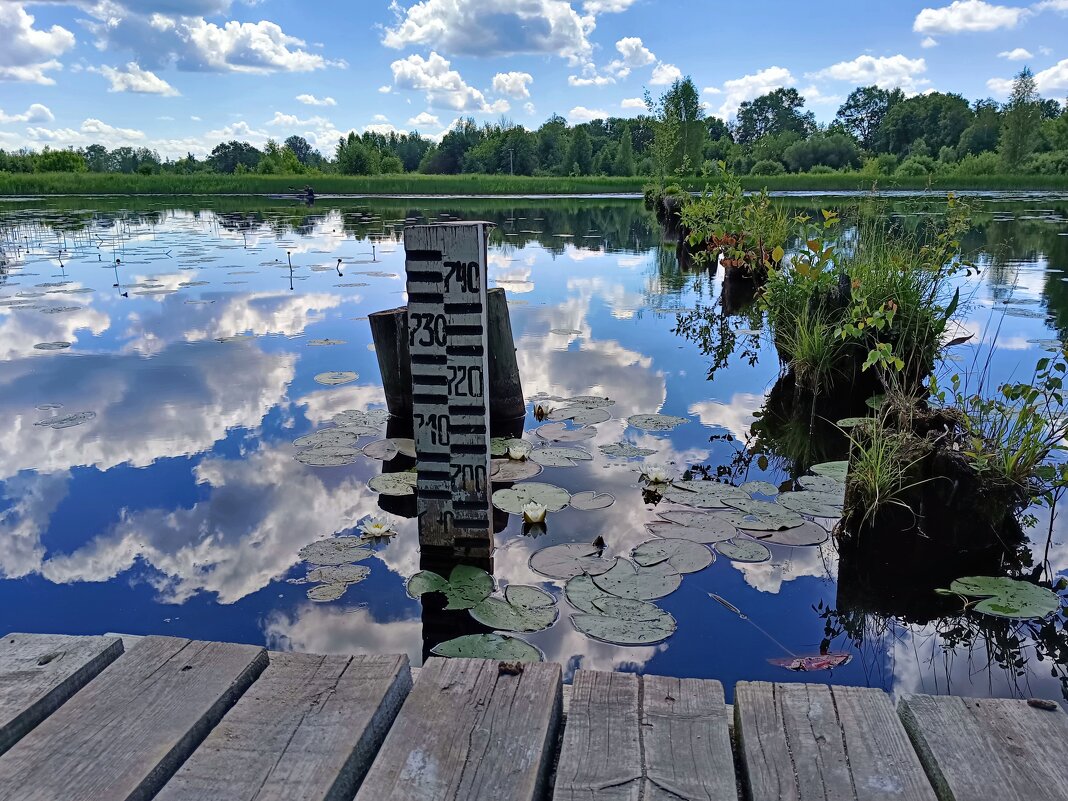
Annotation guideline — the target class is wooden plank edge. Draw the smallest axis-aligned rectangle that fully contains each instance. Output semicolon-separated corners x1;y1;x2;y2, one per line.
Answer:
0;634;125;758
897;695;954;801
531;663;565;801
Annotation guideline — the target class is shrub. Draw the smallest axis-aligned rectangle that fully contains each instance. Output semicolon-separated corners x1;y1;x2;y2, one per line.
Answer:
895;155;938;176
953;151;1000;177
750;159;785;176
1022;151;1068;175
808;165;836;174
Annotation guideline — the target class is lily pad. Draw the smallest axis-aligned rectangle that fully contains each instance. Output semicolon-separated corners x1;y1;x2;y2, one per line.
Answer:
431;633;542;662
632;539;714;574
362;439;400;461
295;446;362;467
592;559;681;601
308;339;346;346
796;475;847;496
34;411;96;430
572;597;677;645
390;438;417;458
314;371;359;386
529;543;616;580
722;499;805;531
293;430;360;449
492;482;571;515
469;585;558;632
307;583;349;602
530;446;593;467
777;491;844;518
407;564;494;610
560;395;615;408
599;442;656;458
550;406;611;425
490;458;544;482
741;480;779;496
368;471;418;496
570;491;615;510
307;564;371;584
491;437;530;457
811;461;849;482
714;538;772;563
33;341;71;351
333;409;390;427
298;537;373;566
940;576;1061;620
564;573;620;614
536;422;597;443
661;481;749;509
627;413;689;432
646;518;736;544
753;521;830;547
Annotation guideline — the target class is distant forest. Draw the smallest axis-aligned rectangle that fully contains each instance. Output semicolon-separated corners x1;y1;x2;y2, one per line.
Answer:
2;69;1066;179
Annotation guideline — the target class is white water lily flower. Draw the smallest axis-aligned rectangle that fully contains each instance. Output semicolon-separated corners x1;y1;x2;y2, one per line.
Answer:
642;464;672;484
522;501;547;524
508;443;529;461
360;516;396;538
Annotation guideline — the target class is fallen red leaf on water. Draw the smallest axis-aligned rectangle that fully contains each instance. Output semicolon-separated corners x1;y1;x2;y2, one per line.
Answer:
767;654;852;672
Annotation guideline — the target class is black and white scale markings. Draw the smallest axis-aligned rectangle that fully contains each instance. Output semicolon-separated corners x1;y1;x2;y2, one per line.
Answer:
403;222;495;538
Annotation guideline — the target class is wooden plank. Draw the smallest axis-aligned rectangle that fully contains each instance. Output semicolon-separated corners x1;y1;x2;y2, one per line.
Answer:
899;694;1068;801
355;657;561;801
553;671;642;801
642;675;738;801
0;635;267;801
155;652;412;801
736;681;937;801
0;633;123;757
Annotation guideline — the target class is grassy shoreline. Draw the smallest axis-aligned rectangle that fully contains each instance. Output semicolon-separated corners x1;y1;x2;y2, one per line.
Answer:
2;172;1068;196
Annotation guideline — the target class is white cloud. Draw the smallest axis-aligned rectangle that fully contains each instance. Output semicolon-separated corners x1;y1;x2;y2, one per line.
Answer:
492;70;534;98
94;62;179;95
295;93;336;106
606;36;654;77
921;35;939;47
0;3;75;85
568;105;609;122
25;117;146;147
568;72;614;87
1034;0;1068;11
998;47;1034;59
649;61;681;85
806;54;929;93
80;118;146;140
0;103;54;124
989;57;1068;95
800;84;842;106
523;101;536;115
620;97;646;109
372;113;389;123
713;65;795;119
390;51;503;112
986;76;1016;95
382;0;595;64
407;110;440;128
582;0;639;11
914;0;1030;33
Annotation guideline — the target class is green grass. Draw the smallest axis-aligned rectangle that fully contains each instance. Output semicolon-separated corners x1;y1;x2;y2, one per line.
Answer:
2;171;1068;196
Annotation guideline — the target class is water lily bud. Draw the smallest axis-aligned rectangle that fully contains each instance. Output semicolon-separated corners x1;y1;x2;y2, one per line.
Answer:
522;501;547;524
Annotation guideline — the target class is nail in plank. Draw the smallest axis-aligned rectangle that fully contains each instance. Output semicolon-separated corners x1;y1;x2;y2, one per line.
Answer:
0;635;267;801
899;693;1068;801
155;652;412;801
355;657;561;801
0;633;123;757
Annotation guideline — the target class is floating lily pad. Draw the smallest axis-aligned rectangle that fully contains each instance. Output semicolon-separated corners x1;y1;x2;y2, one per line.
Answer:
368;471;418;496
592;559;681;601
39;306;79;314
307;564;371;584
431;633;542;662
470;585;558;632
530;446;593;467
753;520;831;547
362;439;399;461
777;491;844;518
298;537;373;566
407;564;494;610
741;480;779;496
646;518;736;544
295;446;362;467
627;413;689;432
307;583;349;602
796;475;847;496
564;573;620;614
308;339;346;346
333;409;390;427
33;342;71;351
314;371;358;386
550;406;611;425
293;430;360;449
836;417;872;429
529;543;616;580
722;499;805;531
492;482;571;515
632;539;714;574
536;422;597;443
490;458;544;482
560;395;615;408
550;328;582;335
940;576;1061;619
570;491;615;510
714;538;772;563
390;438;417;458
661;481;748;508
811;461;849;482
572;597;677;645
34;411;96;430
599;442;656;458
491;437;530;457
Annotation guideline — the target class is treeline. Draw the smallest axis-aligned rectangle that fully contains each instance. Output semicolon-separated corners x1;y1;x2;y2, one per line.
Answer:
2;69;1066;179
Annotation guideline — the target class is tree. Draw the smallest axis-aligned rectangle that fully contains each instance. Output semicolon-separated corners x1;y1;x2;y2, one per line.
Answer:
732;88;816;145
284;135;314;165
662;77;705;172
34;148;86;173
537;114;569;175
614;127;635;176
875;92;973;155
782;133;862;172
834;86;904;150
208;141;262;173
999;67;1041;171
567;126;592;175
958;100;1001;155
82;144;111;172
335;132;376;175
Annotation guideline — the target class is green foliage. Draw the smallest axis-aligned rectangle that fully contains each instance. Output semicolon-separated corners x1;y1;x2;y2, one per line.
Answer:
33;149;86;173
896;154;939;176
750;159;785;175
877;92;973;156
999;68;1042;171
732;88;816;145
783;133;862;172
835;85;905;150
567;126;593;175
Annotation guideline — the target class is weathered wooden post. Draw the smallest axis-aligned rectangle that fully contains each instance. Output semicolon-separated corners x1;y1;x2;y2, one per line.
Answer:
404;222;495;555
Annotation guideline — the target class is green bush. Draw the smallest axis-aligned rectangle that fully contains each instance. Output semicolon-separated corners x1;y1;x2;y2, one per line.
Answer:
896;155;939;176
953;151;1000;176
808;165;836;174
750;159;785;176
1023;151;1068;175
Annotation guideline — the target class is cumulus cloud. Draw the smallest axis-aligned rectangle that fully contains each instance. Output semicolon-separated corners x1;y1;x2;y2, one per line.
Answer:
998;47;1034;59
649;61;681;85
582;0;639;11
606;36;655;77
492;71;534;98
0;3;75;84
93;62;180;95
712;65;795;119
921;35;939;47
24;117;146;147
407;110;440;128
0;103;54;124
295;93;336;106
382;0;594;64
568;105;609;122
806;54;929;93
913;0;1029;34
989;57;1068;95
390;51;506;112
568;71;615;87
620;97;646;109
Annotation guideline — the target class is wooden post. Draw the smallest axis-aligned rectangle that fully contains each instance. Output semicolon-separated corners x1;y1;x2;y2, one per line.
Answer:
369;307;412;421
405;222;494;551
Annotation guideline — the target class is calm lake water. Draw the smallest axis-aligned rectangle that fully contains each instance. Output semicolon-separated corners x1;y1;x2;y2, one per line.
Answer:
1;192;1066;703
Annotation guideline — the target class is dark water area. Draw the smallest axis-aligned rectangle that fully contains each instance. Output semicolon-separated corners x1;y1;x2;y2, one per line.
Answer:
1;192;1066;703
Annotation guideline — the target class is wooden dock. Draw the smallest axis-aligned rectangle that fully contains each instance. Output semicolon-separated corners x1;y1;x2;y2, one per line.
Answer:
0;633;1065;801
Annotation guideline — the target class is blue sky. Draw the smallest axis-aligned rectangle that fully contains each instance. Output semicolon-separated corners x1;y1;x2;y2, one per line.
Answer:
1;0;1067;159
